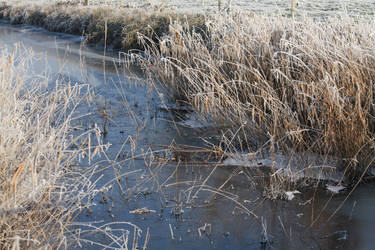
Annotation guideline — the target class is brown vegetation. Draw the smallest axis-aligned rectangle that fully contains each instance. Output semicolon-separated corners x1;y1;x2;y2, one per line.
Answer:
0;47;100;248
0;2;205;51
137;13;375;180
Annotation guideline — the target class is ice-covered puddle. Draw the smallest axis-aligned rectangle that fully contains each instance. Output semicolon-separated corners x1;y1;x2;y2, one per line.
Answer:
222;151;346;183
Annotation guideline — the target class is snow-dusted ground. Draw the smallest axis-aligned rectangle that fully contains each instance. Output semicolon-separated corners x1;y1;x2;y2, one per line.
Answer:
6;0;375;16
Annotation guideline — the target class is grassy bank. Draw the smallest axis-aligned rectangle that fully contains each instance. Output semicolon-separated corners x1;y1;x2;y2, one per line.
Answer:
0;47;99;248
137;13;375;180
0;2;205;51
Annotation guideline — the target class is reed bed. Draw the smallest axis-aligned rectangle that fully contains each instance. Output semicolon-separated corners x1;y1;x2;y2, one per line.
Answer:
0;47;101;248
0;2;204;51
137;13;375;179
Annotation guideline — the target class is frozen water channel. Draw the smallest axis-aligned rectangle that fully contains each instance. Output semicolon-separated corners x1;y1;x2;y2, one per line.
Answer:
1;20;375;249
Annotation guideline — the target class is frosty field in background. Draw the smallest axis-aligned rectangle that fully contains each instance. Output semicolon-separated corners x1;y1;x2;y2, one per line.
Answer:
5;0;375;16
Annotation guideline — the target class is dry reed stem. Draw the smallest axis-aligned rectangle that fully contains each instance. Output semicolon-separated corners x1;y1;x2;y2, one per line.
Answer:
136;13;375;179
0;46;102;248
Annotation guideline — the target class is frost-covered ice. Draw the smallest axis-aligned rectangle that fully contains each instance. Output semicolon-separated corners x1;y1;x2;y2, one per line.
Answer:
285;190;301;201
222;152;345;183
222;153;274;167
326;185;346;194
179;113;207;128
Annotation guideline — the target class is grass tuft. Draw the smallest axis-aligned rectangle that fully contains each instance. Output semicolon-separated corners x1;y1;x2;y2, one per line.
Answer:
0;46;99;248
136;13;375;180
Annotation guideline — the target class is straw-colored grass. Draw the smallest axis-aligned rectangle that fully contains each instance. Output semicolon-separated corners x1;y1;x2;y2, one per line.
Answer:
0;2;205;51
137;13;375;180
0;47;98;248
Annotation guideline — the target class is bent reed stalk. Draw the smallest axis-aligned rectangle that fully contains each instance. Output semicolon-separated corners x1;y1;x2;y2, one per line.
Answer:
0;47;99;248
137;13;375;179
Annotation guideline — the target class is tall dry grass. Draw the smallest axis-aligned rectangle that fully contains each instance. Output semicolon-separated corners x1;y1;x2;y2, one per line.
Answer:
0;47;100;248
137;13;375;179
0;2;205;51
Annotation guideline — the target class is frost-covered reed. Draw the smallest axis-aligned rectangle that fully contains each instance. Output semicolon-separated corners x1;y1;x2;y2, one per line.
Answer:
0;47;100;249
138;13;375;179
